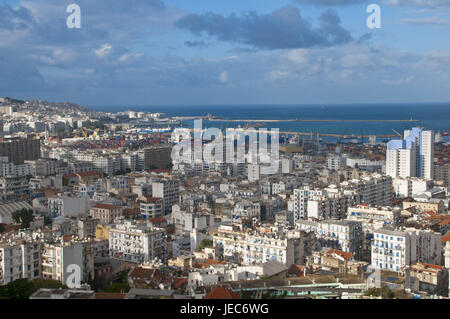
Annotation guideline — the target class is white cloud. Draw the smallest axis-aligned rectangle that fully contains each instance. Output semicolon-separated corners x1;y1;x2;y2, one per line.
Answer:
95;44;113;57
219;71;228;83
287;49;309;65
400;16;450;25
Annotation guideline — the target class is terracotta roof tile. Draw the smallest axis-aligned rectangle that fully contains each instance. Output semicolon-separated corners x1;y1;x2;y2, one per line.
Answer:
78;170;101;177
417;262;444;270
288;264;306;277
95;292;125;299
205;287;240;299
129;267;163;281
327;248;353;260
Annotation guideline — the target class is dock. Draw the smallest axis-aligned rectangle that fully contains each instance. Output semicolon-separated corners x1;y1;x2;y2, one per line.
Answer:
205;118;418;123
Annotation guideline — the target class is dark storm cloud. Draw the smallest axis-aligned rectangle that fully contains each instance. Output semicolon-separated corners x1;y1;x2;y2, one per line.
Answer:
175;6;353;50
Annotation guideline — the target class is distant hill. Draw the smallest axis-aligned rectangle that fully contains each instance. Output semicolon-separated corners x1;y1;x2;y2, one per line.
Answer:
0;97;25;104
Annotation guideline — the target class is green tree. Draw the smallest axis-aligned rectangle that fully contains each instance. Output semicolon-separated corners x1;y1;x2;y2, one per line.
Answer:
364;288;381;297
381;285;395;299
199;238;213;250
0;278;67;299
0;223;4;233
12;209;34;229
30;279;66;291
43;215;52;226
104;282;130;293
0;279;34;299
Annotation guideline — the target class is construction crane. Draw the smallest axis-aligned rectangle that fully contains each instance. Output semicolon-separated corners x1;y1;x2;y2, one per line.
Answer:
392;129;402;137
80;127;88;139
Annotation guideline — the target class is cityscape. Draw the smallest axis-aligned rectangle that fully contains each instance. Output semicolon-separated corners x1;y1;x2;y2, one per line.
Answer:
0;0;450;306
0;97;448;301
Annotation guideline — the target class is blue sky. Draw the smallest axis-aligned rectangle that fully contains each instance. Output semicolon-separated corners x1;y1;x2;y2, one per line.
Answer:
1;0;450;106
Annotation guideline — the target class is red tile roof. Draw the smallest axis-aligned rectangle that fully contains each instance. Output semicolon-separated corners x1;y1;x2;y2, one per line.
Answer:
145;196;162;203
63;173;78;179
149;216;166;224
78;170;101;177
129;267;163;281
172;277;188;289
288;264;306;277
442;233;450;243
417;262;444;270
0;223;21;234
205;287;240;299
327;248;353;260
193;259;226;269
95;292;125;299
123;207;140;216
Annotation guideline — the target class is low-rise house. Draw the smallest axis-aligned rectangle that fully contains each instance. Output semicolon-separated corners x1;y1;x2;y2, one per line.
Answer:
90;203;123;224
407;262;449;296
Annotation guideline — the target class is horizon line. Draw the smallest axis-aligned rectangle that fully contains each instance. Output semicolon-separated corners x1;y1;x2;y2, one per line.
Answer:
85;101;450;109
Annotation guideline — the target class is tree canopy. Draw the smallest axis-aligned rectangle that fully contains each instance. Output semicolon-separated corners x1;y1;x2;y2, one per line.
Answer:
12;209;34;229
199;238;213;250
0;278;65;299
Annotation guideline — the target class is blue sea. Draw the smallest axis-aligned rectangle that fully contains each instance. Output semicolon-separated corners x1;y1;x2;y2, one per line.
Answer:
90;103;450;139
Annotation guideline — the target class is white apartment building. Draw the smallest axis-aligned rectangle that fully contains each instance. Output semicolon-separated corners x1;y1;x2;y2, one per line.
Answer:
371;227;442;272
48;196;90;217
271;181;287;195
327;154;342;171
140;197;163;219
42;240;93;285
73;152;122;176
281;158;294;174
352;174;393;207
0;176;30;202
344;157;384;168
152;179;179;214
171;205;215;233
0;157;32;177
188;263;274;288
392;177;434;198
444;241;450;269
294;186;325;222
109;220;166;263
296;219;363;259
121;153;138;172
386;147;416;178
418;130;434;180
347;205;400;233
213;224;302;266
25;158;57;176
386;128;434;180
247;164;260;183
307;191;358;221
0;241;42;285
371;228;411;272
233;199;261;222
294;174;391;223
